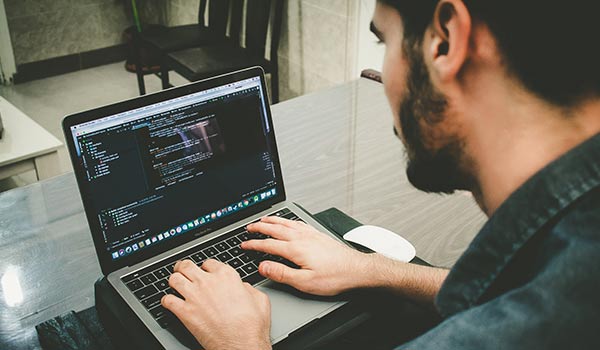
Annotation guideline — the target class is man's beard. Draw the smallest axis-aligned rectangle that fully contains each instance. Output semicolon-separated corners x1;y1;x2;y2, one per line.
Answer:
398;45;474;194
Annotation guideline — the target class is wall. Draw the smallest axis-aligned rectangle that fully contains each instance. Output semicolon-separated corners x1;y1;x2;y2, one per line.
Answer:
278;0;357;100
4;0;133;65
355;0;384;75
163;0;201;26
0;0;16;83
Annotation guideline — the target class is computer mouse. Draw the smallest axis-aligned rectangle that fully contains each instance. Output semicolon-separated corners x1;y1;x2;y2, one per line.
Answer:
343;225;416;262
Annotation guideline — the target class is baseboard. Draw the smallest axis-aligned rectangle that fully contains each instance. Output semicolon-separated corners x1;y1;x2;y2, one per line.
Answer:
13;44;128;84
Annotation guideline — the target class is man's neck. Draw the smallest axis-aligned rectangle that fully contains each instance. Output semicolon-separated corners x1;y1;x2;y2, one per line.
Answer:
466;90;600;216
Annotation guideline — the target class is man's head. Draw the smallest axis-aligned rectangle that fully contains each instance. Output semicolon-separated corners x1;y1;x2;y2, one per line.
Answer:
372;0;600;199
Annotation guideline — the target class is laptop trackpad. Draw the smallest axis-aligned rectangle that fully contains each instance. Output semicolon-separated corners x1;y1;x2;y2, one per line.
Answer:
258;282;344;342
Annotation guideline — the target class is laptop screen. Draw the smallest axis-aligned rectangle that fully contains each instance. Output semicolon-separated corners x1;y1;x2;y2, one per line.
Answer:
67;75;280;264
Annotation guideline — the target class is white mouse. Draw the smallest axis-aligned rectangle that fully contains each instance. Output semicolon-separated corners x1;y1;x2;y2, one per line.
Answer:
343;225;416;262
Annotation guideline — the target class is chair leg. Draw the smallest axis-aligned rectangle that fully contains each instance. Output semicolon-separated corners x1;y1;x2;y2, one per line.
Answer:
133;36;146;95
160;54;170;90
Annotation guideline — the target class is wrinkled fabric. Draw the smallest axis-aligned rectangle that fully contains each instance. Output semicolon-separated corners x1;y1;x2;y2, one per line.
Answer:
398;133;600;350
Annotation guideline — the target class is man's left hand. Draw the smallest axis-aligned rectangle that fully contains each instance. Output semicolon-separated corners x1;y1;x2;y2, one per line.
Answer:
161;259;272;350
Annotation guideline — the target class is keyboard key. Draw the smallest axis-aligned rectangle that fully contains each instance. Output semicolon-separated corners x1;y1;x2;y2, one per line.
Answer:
243;272;266;285
229;247;243;256
155;279;169;290
156;316;173;328
216;252;233;262
203;247;218;257
238;232;250;241
263;254;280;261
141;273;158;285
226;237;241;246
242;264;258;274
166;263;176;273
166;288;184;300
191;252;206;263
149;305;167;319
240;254;252;263
154;268;169;279
122;271;143;283
236;267;247;278
141;292;165;309
276;208;291;216
282;212;298;220
126;279;144;291
228;258;243;268
155;311;179;329
215;242;229;252
245;250;266;260
246;232;268;241
134;285;158;300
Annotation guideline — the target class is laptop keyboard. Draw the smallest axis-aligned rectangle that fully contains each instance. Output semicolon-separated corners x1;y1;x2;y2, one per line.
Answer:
120;208;302;329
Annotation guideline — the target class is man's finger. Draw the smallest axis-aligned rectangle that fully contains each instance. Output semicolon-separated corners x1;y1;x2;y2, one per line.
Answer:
168;272;195;298
201;258;227;273
258;261;305;286
161;294;186;314
174;259;204;282
260;216;306;229
241;238;291;258
246;221;293;240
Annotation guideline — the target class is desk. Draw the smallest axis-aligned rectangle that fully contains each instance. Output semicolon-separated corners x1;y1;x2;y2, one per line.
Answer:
0;78;486;349
0;97;63;181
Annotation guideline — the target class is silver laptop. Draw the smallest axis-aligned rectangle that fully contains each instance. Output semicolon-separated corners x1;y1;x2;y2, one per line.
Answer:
62;67;347;349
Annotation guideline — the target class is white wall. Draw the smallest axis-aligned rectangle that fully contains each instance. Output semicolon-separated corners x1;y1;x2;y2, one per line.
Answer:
278;0;358;100
354;0;384;76
0;0;17;84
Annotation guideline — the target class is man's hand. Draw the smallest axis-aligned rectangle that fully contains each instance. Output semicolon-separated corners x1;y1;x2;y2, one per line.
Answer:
243;216;368;296
161;259;272;350
245;216;449;303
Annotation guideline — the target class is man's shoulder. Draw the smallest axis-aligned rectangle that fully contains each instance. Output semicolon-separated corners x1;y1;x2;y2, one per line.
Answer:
399;188;600;350
534;185;600;277
551;186;600;240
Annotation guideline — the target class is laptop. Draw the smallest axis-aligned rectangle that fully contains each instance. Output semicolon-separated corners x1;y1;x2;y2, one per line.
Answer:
62;67;348;349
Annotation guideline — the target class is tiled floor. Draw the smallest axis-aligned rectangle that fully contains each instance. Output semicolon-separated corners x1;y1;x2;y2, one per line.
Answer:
0;62;190;192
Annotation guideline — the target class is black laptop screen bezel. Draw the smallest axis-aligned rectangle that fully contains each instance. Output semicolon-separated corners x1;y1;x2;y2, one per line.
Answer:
62;67;287;276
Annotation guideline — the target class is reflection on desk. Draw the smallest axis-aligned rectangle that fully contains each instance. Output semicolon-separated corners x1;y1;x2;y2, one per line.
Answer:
0;78;486;349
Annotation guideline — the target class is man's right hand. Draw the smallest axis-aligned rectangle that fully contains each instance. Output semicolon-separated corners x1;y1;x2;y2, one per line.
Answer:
244;216;449;303
243;216;369;296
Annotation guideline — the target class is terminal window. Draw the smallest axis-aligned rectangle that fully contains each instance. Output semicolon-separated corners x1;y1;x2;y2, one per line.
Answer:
75;86;276;252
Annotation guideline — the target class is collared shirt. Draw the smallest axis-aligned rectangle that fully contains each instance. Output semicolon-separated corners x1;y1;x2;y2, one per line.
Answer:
399;133;600;349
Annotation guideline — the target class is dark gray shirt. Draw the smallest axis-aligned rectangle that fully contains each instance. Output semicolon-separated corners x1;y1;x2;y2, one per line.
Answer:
400;133;600;349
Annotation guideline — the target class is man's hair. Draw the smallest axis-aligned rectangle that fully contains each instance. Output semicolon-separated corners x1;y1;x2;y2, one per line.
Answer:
379;0;600;107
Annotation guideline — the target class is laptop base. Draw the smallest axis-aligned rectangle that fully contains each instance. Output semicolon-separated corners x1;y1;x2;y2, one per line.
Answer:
96;275;373;350
93;207;438;350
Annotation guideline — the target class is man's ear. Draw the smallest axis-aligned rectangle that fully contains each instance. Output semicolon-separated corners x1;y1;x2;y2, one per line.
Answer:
426;0;471;83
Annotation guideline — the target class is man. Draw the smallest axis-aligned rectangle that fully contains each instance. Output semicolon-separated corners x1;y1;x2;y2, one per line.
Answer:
160;0;600;348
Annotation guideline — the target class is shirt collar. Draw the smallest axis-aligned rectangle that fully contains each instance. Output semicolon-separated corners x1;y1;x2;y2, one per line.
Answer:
435;133;600;318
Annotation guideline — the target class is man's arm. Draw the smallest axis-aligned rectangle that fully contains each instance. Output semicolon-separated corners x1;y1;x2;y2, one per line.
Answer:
355;253;449;303
244;216;448;305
